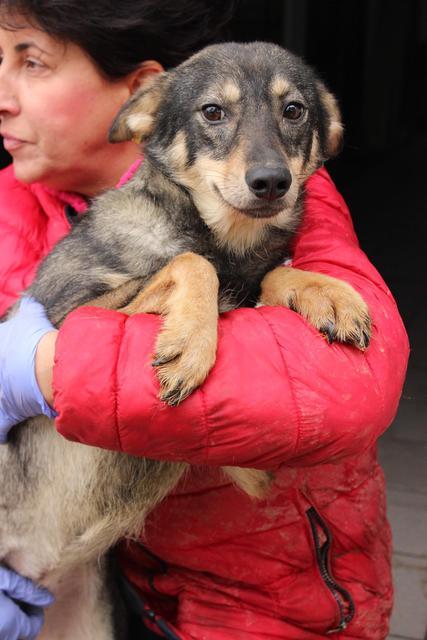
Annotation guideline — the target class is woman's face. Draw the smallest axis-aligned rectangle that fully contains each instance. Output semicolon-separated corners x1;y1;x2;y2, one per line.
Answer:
0;20;157;194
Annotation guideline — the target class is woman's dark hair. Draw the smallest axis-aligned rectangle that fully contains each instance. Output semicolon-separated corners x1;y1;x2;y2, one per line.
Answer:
0;0;237;76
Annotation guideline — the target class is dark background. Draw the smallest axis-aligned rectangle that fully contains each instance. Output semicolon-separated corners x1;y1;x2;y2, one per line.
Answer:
1;0;425;332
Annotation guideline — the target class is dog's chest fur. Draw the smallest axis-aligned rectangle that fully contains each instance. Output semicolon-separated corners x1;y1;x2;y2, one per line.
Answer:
140;165;299;307
107;165;298;309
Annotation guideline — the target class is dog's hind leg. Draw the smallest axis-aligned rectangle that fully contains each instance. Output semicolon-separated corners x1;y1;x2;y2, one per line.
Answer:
40;562;119;640
120;252;220;406
78;278;145;315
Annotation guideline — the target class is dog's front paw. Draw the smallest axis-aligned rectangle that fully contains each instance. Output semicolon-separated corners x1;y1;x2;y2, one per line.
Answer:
261;268;371;350
152;317;218;406
307;287;370;350
290;278;371;349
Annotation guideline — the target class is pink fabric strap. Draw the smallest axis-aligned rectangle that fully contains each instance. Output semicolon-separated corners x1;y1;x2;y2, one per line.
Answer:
116;159;143;188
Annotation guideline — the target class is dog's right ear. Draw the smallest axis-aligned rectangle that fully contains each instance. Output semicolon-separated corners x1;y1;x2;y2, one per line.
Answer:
109;73;168;144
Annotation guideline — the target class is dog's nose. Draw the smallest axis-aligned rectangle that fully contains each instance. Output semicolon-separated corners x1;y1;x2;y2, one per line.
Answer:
245;167;292;200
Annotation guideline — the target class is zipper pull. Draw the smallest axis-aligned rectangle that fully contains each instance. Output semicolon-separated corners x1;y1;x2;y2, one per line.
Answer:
327;620;347;634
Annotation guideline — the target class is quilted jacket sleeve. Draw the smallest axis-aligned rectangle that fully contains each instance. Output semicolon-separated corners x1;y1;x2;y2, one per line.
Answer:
53;168;409;469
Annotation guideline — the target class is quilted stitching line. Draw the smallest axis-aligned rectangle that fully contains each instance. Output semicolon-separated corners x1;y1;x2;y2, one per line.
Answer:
255;308;302;459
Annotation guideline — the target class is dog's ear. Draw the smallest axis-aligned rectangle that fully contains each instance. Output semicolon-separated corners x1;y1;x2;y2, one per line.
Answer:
109;73;168;144
316;81;344;158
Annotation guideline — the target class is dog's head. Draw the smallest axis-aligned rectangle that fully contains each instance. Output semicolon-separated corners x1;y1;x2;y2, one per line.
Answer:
110;42;342;253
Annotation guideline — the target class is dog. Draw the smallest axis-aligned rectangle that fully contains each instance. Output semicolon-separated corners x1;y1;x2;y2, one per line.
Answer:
0;42;371;639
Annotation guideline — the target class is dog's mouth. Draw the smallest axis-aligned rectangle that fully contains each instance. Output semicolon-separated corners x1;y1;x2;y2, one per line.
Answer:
213;185;287;219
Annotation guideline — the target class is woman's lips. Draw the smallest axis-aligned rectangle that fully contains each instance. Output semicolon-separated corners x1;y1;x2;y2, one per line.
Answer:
2;135;27;151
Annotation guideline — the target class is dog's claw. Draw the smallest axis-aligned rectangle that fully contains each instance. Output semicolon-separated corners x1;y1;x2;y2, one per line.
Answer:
160;381;194;406
152;354;178;367
166;395;184;407
287;298;297;312
161;389;181;405
350;319;371;351
362;330;371;349
161;393;176;406
321;321;335;344
362;319;372;350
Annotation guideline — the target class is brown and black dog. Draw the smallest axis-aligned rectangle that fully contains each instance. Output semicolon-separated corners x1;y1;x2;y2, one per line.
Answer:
33;41;370;405
1;43;371;639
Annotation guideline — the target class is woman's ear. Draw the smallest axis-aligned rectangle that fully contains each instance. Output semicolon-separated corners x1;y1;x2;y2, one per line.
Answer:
109;71;168;144
128;60;164;95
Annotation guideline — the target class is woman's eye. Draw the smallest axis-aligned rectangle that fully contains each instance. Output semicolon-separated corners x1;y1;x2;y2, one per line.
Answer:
202;104;226;122
25;58;44;71
283;102;305;121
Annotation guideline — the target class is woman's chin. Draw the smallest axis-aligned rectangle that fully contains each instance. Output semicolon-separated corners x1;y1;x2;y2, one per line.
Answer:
12;160;51;186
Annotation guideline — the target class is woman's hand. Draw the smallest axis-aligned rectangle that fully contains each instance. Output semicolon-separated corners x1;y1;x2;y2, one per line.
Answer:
0;298;57;442
0;566;54;640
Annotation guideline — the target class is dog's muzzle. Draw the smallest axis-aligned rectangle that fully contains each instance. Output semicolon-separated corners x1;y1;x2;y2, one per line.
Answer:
245;166;292;201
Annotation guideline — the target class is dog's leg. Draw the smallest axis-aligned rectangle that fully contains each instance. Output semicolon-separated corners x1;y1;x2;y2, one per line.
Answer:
39;562;119;640
260;266;371;349
120;252;219;406
221;467;273;499
116;256;273;499
78;278;145;313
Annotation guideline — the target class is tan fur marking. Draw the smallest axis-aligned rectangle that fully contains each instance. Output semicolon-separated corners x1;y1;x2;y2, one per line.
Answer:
120;252;220;404
287;154;305;183
306;132;321;174
167;130;189;170
271;76;290;98
225;143;247;178
287;134;322;184
260;267;371;350
126;113;154;142
222;81;241;104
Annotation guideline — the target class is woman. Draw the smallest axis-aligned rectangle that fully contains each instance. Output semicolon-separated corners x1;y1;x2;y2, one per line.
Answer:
0;1;409;639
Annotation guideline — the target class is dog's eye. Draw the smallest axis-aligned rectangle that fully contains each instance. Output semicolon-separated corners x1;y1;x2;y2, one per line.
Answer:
202;104;226;122
283;102;305;121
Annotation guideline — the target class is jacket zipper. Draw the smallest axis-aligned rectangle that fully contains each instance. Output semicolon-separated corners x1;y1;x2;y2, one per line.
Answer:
118;570;181;640
119;541;181;639
306;506;355;634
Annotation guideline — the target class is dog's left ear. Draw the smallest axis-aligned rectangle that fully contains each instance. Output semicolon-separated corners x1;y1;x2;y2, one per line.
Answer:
316;81;344;158
109;73;168;144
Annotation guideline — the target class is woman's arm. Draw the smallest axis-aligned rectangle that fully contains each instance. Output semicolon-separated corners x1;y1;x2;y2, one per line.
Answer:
35;330;58;407
53;168;409;468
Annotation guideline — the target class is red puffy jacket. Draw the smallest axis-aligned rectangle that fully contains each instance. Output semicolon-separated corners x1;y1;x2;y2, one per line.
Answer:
0;163;409;639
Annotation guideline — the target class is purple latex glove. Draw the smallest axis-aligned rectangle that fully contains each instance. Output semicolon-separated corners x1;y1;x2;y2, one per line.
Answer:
0;297;57;442
0;566;54;640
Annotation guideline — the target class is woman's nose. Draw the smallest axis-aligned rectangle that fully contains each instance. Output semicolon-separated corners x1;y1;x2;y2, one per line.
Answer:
0;71;20;116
